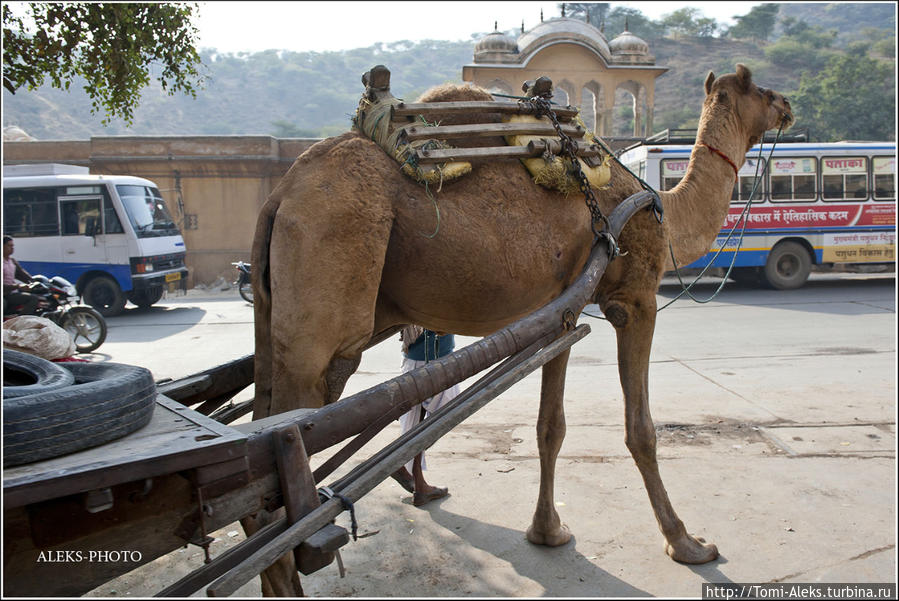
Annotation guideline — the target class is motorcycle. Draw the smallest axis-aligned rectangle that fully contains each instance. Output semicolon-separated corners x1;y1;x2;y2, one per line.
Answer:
232;261;253;304
3;275;108;353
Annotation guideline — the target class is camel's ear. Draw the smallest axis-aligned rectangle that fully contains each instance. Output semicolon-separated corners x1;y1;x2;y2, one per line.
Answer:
704;71;715;95
735;63;752;92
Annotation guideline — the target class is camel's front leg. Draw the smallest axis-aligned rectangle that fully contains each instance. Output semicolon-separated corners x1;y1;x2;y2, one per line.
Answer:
607;298;719;564
526;348;572;546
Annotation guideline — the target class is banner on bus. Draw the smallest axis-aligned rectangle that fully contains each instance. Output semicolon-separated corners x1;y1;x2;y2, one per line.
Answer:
722;203;895;230
822;231;895;263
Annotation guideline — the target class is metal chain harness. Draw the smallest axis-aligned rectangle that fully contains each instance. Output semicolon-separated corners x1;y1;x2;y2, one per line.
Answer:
525;95;614;246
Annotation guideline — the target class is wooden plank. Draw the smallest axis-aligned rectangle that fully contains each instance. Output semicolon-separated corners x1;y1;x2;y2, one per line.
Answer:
159;354;253;408
413;141;604;164
391;101;578;121
2;395;248;508
400;121;584;142
273;424;336;574
156;374;212;401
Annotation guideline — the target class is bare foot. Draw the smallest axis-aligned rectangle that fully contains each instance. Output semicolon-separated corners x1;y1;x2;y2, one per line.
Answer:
664;534;719;564
525;522;572;546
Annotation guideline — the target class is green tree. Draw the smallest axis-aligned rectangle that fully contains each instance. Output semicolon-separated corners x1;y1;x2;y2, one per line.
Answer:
562;3;610;27
3;2;204;124
791;48;896;141
764;24;838;72
661;8;718;39
605;7;665;40
727;3;780;42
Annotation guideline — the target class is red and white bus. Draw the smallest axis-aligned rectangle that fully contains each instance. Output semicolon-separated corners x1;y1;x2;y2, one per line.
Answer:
619;137;896;289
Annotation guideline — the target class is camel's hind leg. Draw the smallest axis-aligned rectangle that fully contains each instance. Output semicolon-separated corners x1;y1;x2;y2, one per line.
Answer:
606;298;719;564
526;348;573;546
267;191;394;413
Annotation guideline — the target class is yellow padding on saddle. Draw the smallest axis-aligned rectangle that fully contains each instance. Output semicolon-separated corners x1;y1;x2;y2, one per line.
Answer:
503;114;610;193
394;140;471;185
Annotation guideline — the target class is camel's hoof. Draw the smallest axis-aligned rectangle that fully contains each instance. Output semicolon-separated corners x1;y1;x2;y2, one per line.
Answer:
526;523;572;547
664;534;719;564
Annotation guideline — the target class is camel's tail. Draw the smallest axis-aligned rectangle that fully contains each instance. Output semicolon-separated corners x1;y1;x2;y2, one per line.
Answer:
250;195;280;418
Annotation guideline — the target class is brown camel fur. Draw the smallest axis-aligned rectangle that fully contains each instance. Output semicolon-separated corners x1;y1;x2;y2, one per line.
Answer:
247;65;792;591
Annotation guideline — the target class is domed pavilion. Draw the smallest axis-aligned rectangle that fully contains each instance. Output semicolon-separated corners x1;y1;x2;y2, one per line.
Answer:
462;15;667;137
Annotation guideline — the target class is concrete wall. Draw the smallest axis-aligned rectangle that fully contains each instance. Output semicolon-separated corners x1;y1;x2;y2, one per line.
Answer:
3;136;319;287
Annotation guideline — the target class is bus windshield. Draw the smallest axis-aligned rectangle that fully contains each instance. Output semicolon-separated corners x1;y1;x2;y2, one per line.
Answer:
116;185;179;238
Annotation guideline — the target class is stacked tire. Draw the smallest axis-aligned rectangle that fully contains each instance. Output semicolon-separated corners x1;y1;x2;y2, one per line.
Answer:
3;350;156;467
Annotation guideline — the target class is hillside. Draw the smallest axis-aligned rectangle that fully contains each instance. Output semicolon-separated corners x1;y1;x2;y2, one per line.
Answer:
3;3;895;142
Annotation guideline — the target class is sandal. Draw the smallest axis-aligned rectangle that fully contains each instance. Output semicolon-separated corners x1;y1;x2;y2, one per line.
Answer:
413;487;449;507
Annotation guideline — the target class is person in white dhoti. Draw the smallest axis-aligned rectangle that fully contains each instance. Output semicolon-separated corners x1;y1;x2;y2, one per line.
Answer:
390;326;459;506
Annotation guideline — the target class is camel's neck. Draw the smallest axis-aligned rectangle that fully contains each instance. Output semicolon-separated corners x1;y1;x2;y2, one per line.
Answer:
659;104;750;266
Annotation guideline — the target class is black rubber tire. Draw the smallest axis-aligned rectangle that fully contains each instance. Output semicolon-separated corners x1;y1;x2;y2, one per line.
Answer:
82;276;126;317
3;361;156;467
239;281;254;304
129;286;164;309
763;241;812;290
2;350;76;399
60;306;108;353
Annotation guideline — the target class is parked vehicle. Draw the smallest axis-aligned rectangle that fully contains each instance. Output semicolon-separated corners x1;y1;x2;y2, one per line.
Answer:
3;163;189;316
232;261;252;304
3;274;107;353
619;131;896;289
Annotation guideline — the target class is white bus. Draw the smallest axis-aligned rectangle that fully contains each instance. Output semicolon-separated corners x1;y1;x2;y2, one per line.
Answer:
618;136;896;289
3;164;189;315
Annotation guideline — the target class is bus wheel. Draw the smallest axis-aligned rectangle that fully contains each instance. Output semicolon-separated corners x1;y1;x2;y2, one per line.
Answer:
129;287;164;310
763;241;811;290
82;276;126;317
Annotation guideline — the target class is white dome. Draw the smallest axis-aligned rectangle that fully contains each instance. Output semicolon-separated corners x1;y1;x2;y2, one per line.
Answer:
609;30;650;56
473;27;519;63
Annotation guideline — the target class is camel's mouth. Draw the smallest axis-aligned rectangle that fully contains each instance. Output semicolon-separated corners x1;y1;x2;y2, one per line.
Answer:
779;99;795;130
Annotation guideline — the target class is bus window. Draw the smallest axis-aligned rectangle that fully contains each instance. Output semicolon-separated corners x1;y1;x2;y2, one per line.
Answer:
731;158;766;203
116;185;179;238
2;188;59;237
660;158;688;191
769;157;817;201
60;198;102;236
822;157;868;201
873;156;896;200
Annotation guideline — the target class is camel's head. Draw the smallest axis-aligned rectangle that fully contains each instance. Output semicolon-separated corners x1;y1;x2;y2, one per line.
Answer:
703;64;794;148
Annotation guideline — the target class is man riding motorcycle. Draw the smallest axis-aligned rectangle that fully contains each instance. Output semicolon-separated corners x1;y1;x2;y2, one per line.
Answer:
3;235;39;315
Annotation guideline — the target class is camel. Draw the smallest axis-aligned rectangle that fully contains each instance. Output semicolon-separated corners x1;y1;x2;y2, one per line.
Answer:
248;64;792;593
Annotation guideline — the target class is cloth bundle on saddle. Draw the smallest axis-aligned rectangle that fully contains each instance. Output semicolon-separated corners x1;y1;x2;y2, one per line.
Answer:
352;65;610;194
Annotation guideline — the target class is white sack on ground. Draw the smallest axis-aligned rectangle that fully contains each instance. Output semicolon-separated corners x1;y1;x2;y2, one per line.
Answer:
3;315;76;360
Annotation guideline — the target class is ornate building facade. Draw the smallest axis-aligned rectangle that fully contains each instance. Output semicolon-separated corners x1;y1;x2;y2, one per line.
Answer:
462;17;667;137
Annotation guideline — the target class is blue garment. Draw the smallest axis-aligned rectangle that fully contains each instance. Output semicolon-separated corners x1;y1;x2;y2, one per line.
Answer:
404;330;455;362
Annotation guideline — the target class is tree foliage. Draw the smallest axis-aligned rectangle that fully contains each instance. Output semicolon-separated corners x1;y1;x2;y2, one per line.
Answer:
727;3;780;41
660;8;718;39
791;48;896;141
561;2;609;27
764;21;838;71
2;2;204;124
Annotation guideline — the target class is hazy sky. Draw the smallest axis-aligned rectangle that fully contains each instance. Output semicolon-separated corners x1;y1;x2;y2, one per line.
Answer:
194;1;764;53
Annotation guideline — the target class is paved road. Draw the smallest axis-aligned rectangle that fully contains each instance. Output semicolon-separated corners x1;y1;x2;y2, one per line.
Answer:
86;272;896;597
